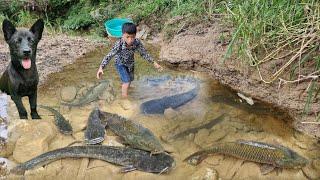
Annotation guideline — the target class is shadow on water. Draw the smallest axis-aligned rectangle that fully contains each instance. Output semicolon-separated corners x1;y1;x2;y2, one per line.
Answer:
1;44;320;179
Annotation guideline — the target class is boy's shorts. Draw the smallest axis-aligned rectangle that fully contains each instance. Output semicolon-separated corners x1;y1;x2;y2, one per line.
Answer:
115;64;134;83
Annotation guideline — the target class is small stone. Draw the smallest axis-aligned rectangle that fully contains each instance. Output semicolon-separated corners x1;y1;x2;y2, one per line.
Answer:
164;108;179;120
294;141;308;149
102;136;124;147
312;159;320;170
186;133;195;141
60;86;77;102
191;167;219;180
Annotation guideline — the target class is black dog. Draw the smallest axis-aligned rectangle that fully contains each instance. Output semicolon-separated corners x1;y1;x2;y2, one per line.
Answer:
0;19;44;119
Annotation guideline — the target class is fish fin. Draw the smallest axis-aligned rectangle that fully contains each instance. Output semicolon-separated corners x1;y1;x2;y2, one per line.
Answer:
120;165;136;173
260;164;276;175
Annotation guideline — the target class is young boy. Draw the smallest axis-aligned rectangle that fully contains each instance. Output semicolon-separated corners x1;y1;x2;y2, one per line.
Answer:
96;22;163;98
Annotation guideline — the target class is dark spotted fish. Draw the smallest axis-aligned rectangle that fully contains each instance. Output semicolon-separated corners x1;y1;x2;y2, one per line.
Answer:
61;80;108;107
38;105;72;135
84;108;105;145
11;145;175;175
100;111;165;154
140;83;199;114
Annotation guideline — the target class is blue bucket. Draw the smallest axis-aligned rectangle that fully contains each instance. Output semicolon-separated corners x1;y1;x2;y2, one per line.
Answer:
104;18;133;38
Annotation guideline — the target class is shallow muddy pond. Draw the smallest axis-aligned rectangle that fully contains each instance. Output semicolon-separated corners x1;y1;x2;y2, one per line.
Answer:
1;46;320;180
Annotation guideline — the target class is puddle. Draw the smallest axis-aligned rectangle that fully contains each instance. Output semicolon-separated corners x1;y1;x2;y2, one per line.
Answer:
1;45;320;179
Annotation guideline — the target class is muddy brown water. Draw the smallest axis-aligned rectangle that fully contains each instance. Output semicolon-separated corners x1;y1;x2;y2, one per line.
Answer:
1;46;320;179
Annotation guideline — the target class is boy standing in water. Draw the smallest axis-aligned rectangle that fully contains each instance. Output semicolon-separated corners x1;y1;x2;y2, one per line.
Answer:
96;22;163;98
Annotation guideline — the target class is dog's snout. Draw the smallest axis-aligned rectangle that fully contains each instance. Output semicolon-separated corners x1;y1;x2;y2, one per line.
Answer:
23;50;31;56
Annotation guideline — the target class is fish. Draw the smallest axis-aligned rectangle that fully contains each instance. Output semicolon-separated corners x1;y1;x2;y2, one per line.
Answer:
162;114;225;141
38;105;72;135
184;140;308;174
61;80;109;107
140;83;199;114
84;108;105;145
10;145;175;175
100;111;165;154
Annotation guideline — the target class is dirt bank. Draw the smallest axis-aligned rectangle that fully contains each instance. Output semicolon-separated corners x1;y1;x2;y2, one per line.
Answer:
159;23;320;138
0;32;105;85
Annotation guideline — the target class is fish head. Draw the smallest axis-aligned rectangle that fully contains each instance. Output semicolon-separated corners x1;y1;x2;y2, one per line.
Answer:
134;153;175;173
276;149;309;168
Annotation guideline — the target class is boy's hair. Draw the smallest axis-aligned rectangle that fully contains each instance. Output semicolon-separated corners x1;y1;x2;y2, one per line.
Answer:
122;22;137;34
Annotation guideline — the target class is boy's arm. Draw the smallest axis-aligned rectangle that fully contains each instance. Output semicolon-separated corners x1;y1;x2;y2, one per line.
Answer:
136;40;154;63
100;40;121;69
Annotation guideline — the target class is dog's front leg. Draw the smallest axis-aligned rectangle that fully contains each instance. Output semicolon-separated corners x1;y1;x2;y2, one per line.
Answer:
29;91;41;119
11;95;28;119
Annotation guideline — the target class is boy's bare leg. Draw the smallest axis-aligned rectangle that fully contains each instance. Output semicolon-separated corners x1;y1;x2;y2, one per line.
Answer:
122;82;130;98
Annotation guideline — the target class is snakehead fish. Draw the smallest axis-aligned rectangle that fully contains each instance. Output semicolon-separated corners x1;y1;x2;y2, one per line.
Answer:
140;82;200;114
84;108;105;145
100;111;165;154
61;80;109;107
38;105;72;135
184;140;308;170
10;145;175;175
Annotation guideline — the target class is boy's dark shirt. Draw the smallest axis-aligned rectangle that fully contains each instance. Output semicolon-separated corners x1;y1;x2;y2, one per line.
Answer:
100;38;153;71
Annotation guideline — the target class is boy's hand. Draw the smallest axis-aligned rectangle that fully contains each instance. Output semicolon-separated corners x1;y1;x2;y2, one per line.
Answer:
96;66;104;79
153;62;163;72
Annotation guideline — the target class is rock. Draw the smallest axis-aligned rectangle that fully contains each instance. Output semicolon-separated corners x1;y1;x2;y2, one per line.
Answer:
233;161;262;179
194;129;210;145
312;159;320;170
59;159;81;179
0;141;14;158
84;165;121;180
117;99;132;110
102;136;124;147
191;167;219;180
12;121;56;163
48;134;75;150
186;133;195;141
122;170;164;180
302;162;320;180
164;108;179;120
68;110;88;132
60;86;77;102
294;141;308;150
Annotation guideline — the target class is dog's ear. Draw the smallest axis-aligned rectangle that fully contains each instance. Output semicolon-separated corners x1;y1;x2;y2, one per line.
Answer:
2;19;16;42
30;19;44;42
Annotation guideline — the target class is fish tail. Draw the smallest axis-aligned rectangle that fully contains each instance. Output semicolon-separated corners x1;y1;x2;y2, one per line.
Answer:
184;145;223;165
10;147;87;174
